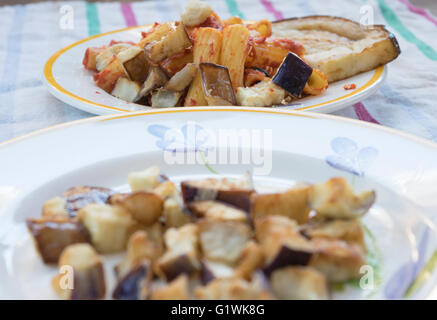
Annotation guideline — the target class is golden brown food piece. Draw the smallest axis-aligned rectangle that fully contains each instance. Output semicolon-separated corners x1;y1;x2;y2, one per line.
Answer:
163;198;193;229
234;241;264;279
118;46;150;83
199;63;237;106
160;49;193;76
250;185;310;224
151;275;190;300
93;57;127;93
113;261;152;300
82;46;105;71
27;218;90;264
151;88;183;107
165;63;197;92
137;66;169;100
64;186;114;218
188;200;248;223
52;243;106;300
128;166;163;192
41;197;68;218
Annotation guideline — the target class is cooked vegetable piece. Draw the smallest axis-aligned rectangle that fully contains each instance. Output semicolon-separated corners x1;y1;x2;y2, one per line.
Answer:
128;166;162;192
301;219;365;251
137;66;169;99
42;197;68;218
118;46;150;82
250;185;310;224
95;43;131;72
111;77;141;102
185;27;222;106
26;218;90;264
144;22;191;64
151;88;183;107
244;68;267;87
93;57;128;93
113;261;152;300
138;22;173;49
220;24;250;89
153;180;178;199
222;16;243;26
163;197;193;228
63;186;114;218
308;177;375;219
234;241;265;279
157;224;201;281
52;244;105;300
165;63;197;91
188;200;248;223
236;79;285;107
272;52;313;97
199;63;237;106
181;0;213;27
303;68;328;96
270;266;330;300
195;277;271;300
77;203;140;253
181;178;254;212
82;46;105;71
160;49;193;76
198;220;251;265
115;231;161;279
109;191;163;226
151;275;190;300
201;259;235;284
309;238;366;282
246;19;272;37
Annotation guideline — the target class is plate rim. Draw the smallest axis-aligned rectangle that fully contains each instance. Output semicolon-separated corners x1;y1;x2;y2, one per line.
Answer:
42;24;386;115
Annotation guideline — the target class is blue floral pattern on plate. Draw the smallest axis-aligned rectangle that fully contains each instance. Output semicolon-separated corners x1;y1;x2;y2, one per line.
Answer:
326;137;378;176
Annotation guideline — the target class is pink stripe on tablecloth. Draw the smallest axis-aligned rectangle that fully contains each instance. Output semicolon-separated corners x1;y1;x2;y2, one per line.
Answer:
259;0;284;20
353;103;380;124
120;3;138;27
398;0;437;27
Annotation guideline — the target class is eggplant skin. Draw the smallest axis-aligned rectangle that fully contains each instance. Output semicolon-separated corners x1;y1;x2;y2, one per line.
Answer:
71;263;106;300
26;219;90;264
159;254;199;281
113;263;150;300
263;245;313;277
272;52;312;97
64;186;114;217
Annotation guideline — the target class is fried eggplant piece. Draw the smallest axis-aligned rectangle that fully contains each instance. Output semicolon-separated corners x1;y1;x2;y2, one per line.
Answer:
52;243;106;300
95;43;131;72
308;177;375;220
270;266;330;300
160;49;193;76
164;63;197;92
41;197;68;218
128;166;163;192
113;261;152;300
117;46;150;82
151;88;183;107
234;241;265;279
63;186;114;218
188;200;248;223
137;67;169;102
201;259;235;284
151;275;190;300
250;185;310;224
111;77;141;102
26;218;90;264
199;63;237;106
163;198;193;228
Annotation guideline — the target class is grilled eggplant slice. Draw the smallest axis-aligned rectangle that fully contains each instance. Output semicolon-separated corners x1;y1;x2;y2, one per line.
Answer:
151;275;190;300
63;186;114;218
151;88;183;107
42;197;68;218
52;244;105;300
236;79;285;107
181;178;255;212
250;185;310;224
160;49;193;76
157;224;201;281
188;200;248;223
199;63;237;106
198;220;251;265
77;203;140;253
137;66;169;100
308;177;375;220
201;260;235;284
270;266;329;300
113;261;152;300
95;43;131;72
111;77;141;102
272;52;313;97
109;191;163;226
128;166;162;192
117;46;150;82
27;218;90;264
144;22;192;64
165;63;197;91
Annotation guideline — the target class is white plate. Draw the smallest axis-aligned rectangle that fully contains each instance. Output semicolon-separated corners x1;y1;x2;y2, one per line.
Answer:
1;107;436;300
43;25;387;116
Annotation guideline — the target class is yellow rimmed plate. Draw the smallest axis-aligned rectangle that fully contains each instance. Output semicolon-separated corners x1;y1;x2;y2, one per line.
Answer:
43;24;387;116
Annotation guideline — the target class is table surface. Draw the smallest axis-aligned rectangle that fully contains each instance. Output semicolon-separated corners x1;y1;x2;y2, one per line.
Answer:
0;0;437;143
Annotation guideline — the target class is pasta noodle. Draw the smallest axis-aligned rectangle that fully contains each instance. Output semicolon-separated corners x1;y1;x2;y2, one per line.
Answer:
303;69;328;95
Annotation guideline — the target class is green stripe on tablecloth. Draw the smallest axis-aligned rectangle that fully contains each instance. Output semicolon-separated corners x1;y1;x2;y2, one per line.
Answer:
225;0;245;19
85;2;100;36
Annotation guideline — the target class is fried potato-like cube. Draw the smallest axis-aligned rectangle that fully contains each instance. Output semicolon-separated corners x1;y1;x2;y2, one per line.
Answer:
111;77;141;102
250;185;310;224
236;79;285;107
52;243;106;300
27;218;90;264
42;197;68;218
153;180;178;200
115;231;161;279
308;177;375;219
93;57;127;93
222;16;243;26
151;275;190;300
234;241;264;279
109;191;163;226
82;46;105;71
113;261;152;300
128;166;162;192
138;22;173;49
157;224;201;281
95;43;131;72
181;0;213;27
77;203;139;253
188;200;248;223
195;277;271;300
198;220;251;265
163;198;192;228
270;266;330;300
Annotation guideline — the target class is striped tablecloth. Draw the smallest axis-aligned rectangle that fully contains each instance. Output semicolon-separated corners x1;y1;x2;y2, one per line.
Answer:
1;0;437;142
